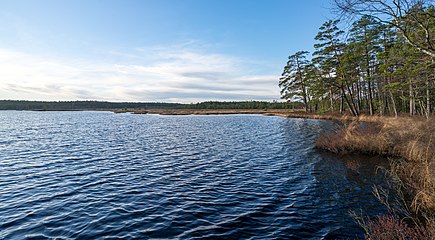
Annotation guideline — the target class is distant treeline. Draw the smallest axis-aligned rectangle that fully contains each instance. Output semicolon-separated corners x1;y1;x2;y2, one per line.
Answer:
0;100;300;110
183;101;299;109
0;100;183;110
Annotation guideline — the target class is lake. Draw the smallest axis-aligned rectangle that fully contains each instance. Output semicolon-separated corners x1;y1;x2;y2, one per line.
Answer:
0;111;389;239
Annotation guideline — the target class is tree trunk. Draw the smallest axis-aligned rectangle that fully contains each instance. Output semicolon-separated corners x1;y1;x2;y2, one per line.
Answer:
364;33;374;115
295;58;309;113
301;85;309;113
356;80;361;113
389;90;398;117
330;87;335;112
427;73;431;119
307;93;312;113
345;81;359;116
367;78;374;115
375;79;384;116
409;82;415;116
340;84;345;114
342;86;358;116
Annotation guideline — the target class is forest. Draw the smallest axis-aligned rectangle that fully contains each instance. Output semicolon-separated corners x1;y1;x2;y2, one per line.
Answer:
279;0;434;118
0;100;183;110
0;100;298;111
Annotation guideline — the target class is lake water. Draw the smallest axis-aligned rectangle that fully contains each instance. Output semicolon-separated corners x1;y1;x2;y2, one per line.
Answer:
0;111;389;239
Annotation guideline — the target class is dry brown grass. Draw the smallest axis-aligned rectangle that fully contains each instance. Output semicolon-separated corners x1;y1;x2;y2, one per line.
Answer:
352;214;435;240
316;116;435;163
315;121;387;155
283;111;358;121
316;116;435;239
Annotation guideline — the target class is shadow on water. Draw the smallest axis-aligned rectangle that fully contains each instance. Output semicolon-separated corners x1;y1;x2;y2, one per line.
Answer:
277;118;391;239
312;152;391;239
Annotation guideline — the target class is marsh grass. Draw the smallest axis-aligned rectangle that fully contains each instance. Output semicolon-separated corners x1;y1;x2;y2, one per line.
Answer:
351;213;435;240
316;116;435;239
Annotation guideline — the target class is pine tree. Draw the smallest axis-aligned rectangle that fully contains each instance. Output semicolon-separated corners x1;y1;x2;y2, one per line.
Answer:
313;20;359;116
279;51;311;112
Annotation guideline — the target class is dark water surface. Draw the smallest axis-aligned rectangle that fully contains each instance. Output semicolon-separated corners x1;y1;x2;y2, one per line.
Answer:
0;111;389;239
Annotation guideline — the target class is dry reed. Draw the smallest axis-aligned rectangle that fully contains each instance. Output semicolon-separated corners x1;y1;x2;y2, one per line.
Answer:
316;115;435;239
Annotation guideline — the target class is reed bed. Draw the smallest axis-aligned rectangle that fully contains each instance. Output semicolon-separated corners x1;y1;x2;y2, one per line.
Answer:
315;116;435;239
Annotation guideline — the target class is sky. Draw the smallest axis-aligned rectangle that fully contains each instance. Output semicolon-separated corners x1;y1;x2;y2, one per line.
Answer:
0;0;334;103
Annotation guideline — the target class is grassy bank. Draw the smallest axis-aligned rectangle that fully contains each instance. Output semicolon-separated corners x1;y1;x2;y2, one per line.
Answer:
315;115;435;239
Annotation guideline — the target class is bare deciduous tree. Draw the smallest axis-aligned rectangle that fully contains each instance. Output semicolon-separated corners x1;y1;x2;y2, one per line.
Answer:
334;0;435;57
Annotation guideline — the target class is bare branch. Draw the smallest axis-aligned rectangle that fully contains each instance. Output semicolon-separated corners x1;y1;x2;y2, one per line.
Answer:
333;0;435;57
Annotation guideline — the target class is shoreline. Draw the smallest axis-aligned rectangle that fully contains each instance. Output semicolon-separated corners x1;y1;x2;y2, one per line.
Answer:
15;108;424;122
10;108;297;116
9;108;431;123
112;108;295;116
111;108;363;121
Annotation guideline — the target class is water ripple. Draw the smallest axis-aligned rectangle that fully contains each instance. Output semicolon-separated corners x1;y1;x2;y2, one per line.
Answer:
0;111;389;239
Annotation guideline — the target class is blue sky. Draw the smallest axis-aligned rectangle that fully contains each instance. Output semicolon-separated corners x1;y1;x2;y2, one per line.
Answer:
0;0;334;103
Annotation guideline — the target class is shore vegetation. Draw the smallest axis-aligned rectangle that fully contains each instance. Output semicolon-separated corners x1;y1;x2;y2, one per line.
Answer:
278;0;434;238
316;116;434;239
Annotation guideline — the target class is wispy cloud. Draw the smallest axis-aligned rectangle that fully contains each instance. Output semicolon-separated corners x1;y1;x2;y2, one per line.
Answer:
0;44;281;103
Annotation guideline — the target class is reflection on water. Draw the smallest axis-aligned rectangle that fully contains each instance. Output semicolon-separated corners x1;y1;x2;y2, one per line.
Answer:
0;111;388;239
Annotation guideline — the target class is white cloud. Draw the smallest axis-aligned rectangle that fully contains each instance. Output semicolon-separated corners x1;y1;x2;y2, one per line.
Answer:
0;45;281;103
